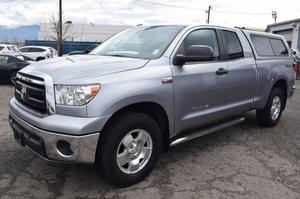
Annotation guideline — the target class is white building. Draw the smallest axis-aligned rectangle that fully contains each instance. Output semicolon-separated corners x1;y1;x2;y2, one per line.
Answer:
38;23;133;42
267;18;300;50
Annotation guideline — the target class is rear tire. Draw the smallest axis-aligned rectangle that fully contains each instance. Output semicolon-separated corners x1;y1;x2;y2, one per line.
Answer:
95;112;162;187
256;88;285;127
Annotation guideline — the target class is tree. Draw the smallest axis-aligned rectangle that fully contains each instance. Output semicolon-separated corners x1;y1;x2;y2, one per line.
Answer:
48;12;73;56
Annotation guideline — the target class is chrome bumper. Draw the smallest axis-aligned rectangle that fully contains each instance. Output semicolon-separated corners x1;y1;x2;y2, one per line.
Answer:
9;109;100;163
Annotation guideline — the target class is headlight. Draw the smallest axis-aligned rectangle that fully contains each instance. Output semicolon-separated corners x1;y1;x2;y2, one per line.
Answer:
55;84;100;106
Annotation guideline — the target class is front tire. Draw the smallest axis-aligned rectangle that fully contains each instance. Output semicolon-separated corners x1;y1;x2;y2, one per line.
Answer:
10;71;17;85
256;88;285;127
36;57;45;61
95;112;162;187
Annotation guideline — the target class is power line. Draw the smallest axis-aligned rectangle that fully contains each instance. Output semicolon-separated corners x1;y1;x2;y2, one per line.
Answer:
213;9;269;16
136;0;205;11
135;0;270;16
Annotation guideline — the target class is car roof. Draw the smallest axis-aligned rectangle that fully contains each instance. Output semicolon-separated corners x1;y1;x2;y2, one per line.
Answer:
20;46;50;49
0;44;16;47
242;29;285;40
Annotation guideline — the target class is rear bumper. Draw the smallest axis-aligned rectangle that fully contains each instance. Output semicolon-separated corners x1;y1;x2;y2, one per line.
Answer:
290;85;296;97
9;109;100;163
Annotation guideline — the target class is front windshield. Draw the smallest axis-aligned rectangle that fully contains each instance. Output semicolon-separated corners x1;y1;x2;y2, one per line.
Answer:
90;26;184;59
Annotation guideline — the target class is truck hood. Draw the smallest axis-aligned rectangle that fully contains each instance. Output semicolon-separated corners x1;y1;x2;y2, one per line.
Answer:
21;55;149;83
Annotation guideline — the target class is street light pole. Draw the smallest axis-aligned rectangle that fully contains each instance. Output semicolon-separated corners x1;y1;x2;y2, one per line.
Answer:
272;11;277;23
58;0;63;56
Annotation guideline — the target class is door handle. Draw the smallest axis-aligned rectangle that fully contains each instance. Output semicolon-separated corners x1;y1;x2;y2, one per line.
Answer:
216;68;228;76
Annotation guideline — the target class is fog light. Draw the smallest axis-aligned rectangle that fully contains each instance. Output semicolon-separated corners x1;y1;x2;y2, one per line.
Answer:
56;140;73;157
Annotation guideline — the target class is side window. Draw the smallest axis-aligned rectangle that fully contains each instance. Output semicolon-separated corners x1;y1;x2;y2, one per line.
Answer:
0;56;8;64
30;48;45;53
0;46;4;51
7;56;19;63
20;48;29;53
178;29;220;61
251;35;274;56
222;30;244;60
270;39;288;56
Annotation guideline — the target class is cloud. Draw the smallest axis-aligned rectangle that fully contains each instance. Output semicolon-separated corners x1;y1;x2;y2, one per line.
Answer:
0;0;299;28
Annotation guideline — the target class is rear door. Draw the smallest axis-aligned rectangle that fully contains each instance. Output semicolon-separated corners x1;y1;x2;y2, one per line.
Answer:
20;47;31;58
0;55;11;82
171;28;229;133
220;29;257;115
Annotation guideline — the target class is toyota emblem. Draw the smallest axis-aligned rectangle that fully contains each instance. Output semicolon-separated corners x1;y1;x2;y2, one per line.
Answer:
20;87;27;100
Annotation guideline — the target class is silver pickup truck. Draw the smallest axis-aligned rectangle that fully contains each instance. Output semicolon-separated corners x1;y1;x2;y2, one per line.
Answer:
8;25;296;186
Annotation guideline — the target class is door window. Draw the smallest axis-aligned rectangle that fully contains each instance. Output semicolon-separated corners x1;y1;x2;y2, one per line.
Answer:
177;29;220;61
222;30;244;60
0;56;8;64
30;48;46;52
20;48;30;53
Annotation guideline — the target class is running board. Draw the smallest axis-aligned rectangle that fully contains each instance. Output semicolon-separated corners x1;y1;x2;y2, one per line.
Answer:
170;117;245;147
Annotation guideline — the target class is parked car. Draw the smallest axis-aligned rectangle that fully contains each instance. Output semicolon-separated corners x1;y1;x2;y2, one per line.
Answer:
0;54;31;84
15;54;35;62
8;25;296;187
0;44;20;56
20;46;57;61
68;44;99;55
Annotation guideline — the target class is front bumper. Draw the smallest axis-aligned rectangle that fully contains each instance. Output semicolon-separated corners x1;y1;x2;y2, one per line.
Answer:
9;109;100;163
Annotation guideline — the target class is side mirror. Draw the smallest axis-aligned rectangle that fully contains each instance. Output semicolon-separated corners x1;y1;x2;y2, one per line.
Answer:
173;45;214;65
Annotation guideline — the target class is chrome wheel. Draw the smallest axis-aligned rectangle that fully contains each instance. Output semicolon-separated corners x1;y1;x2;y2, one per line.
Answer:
270;96;281;120
116;129;153;174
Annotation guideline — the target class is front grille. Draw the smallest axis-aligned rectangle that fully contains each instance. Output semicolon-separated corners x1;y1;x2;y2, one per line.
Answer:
15;72;47;114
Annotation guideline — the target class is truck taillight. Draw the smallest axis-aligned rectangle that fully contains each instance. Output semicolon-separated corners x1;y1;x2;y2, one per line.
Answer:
292;63;297;73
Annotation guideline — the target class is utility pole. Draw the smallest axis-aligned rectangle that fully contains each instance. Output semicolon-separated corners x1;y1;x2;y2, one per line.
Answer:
58;0;63;56
206;5;212;24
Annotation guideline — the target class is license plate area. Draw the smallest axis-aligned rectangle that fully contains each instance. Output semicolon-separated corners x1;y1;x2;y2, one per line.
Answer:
9;116;47;157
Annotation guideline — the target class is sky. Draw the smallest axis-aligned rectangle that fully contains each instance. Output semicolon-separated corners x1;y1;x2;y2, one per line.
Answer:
0;0;300;28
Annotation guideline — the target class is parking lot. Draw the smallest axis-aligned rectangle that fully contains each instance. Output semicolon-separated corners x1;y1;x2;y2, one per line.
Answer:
0;82;299;199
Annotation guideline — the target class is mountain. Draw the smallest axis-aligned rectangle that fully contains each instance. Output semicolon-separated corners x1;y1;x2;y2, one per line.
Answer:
0;25;40;43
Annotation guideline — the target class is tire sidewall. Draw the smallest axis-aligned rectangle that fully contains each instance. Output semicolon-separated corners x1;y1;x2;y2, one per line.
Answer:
99;113;162;186
10;71;17;85
265;88;284;125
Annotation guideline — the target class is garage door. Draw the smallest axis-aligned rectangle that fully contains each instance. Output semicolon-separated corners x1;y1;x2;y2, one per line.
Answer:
274;29;293;42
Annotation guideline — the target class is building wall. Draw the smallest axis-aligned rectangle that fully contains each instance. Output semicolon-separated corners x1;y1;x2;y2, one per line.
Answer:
38;23;133;42
267;21;300;50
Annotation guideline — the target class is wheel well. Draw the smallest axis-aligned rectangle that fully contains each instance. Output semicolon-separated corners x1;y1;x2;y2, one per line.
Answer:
36;57;45;61
104;102;170;152
273;79;287;109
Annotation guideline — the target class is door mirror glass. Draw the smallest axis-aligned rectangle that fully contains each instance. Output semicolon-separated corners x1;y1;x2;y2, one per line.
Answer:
174;45;214;65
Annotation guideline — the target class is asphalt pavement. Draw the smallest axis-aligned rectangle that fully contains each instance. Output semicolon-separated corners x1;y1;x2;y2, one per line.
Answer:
1;82;300;199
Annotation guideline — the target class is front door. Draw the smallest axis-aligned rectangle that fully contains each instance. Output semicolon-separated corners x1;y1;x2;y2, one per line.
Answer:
171;28;228;134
